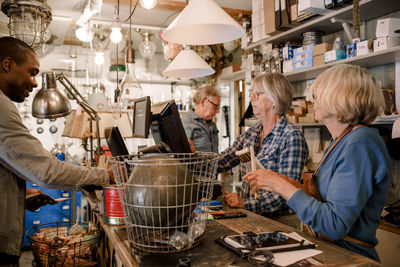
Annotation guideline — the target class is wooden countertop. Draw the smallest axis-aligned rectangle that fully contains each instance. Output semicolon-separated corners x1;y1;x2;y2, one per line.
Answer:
95;210;380;267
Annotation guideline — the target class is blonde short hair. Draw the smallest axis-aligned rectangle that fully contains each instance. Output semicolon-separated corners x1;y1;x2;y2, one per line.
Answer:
192;85;220;105
251;73;293;115
311;64;385;125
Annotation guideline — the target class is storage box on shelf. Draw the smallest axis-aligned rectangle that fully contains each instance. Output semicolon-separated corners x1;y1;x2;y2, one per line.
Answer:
246;0;400;49
23;181;82;247
243;0;400;82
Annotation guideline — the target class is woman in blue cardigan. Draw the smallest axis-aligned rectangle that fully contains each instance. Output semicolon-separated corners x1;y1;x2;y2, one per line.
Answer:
244;64;391;262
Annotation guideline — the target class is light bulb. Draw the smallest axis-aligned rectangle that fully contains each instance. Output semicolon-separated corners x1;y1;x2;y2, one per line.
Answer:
75;24;94;42
94;51;104;65
138;40;156;59
110;27;122;43
140;0;157;9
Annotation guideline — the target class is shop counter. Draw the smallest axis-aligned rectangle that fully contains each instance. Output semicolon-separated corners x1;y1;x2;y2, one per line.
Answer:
93;210;379;267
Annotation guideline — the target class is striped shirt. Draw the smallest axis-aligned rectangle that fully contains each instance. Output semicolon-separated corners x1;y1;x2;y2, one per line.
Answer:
217;116;309;215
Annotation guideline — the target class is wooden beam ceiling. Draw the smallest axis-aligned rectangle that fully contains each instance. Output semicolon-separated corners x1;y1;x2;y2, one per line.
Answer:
103;0;251;18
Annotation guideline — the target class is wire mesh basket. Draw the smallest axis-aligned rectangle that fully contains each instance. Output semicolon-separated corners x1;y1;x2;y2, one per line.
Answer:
109;152;219;253
26;221;100;267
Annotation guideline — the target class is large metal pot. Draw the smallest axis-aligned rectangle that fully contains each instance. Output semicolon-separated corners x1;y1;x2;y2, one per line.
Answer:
125;154;198;227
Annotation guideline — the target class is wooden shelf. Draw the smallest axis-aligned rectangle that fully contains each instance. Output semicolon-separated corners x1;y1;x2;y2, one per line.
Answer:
285;45;400;82
245;0;400;50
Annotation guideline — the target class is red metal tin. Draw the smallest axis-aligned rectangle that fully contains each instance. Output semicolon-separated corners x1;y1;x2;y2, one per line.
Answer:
103;185;124;225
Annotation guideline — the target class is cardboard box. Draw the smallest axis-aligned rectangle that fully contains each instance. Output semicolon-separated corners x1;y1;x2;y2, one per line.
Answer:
293;106;306;115
373;36;400;52
287;115;298;124
289;0;298;24
298;113;315;123
313;43;333;56
280;0;291;29
324;49;346;63
282;59;293;73
356;39;373;56
298;0;329;15
264;0;282;35
313;54;324;66
376;18;400;38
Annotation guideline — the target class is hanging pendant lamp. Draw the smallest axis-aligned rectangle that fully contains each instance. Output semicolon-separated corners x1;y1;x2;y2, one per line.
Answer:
162;0;245;45
163;48;215;79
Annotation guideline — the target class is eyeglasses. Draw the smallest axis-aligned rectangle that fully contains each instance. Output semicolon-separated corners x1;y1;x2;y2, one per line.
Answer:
312;92;317;100
206;98;220;109
250;90;265;100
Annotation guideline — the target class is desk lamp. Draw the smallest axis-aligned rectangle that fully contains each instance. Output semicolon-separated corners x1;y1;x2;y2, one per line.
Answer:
32;72;101;166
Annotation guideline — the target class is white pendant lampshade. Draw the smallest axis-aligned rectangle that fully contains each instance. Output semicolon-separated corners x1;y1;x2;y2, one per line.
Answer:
163;48;215;79
162;0;245;45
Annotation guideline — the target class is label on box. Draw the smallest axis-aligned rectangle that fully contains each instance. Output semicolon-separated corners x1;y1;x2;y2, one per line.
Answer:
374;37;400;52
294;52;313;61
346;43;357;58
324;49;346;63
356;40;371;56
293;44;314;55
293;58;313;71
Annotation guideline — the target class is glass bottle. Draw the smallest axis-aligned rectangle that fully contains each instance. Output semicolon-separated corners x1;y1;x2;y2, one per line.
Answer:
119;47;143;109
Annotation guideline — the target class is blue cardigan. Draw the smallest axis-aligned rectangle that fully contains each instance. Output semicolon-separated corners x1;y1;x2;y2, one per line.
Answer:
287;127;391;262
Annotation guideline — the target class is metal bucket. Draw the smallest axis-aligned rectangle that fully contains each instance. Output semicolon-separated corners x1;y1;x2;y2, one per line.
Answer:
104;185;124;225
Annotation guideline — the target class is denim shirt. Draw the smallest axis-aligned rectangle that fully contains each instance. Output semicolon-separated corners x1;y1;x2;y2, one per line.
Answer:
0;90;109;256
181;111;219;153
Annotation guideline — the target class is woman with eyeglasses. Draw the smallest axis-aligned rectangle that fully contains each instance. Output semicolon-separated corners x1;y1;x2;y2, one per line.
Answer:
219;73;309;218
244;64;391;262
181;85;221;153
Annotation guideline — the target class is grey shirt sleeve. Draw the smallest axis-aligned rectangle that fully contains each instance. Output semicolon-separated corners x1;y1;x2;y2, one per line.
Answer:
0;93;109;189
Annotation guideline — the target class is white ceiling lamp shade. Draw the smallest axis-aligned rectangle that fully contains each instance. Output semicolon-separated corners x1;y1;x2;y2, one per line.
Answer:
163;48;215;79
162;0;245;45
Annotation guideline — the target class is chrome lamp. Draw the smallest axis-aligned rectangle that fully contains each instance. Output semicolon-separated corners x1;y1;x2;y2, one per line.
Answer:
32;72;101;166
1;0;52;49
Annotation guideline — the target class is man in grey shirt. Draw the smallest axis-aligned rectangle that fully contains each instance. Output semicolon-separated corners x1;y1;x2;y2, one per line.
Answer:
181;85;220;153
0;37;112;266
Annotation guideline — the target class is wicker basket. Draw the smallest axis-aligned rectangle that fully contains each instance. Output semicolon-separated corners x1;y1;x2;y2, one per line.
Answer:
26;221;100;267
109;152;219;253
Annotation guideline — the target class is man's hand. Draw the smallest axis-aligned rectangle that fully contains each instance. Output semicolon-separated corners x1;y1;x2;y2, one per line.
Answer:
187;137;196;153
25;189;56;212
224;191;244;208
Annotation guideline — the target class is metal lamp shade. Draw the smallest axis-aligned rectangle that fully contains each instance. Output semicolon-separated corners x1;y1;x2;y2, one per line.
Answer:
32;72;72;119
163;49;215;79
162;0;245;45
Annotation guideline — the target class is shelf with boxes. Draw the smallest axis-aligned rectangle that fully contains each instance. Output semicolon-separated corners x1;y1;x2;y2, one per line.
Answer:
245;0;400;50
285;44;400;82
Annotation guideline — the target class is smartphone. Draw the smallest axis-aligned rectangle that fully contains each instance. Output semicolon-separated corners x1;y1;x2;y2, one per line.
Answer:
213;211;247;220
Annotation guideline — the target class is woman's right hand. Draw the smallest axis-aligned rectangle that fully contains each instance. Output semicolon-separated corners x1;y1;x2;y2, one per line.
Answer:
244;169;298;200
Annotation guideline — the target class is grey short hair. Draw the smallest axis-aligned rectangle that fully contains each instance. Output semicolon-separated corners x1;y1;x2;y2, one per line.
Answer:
251;73;293;115
192;85;220;105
